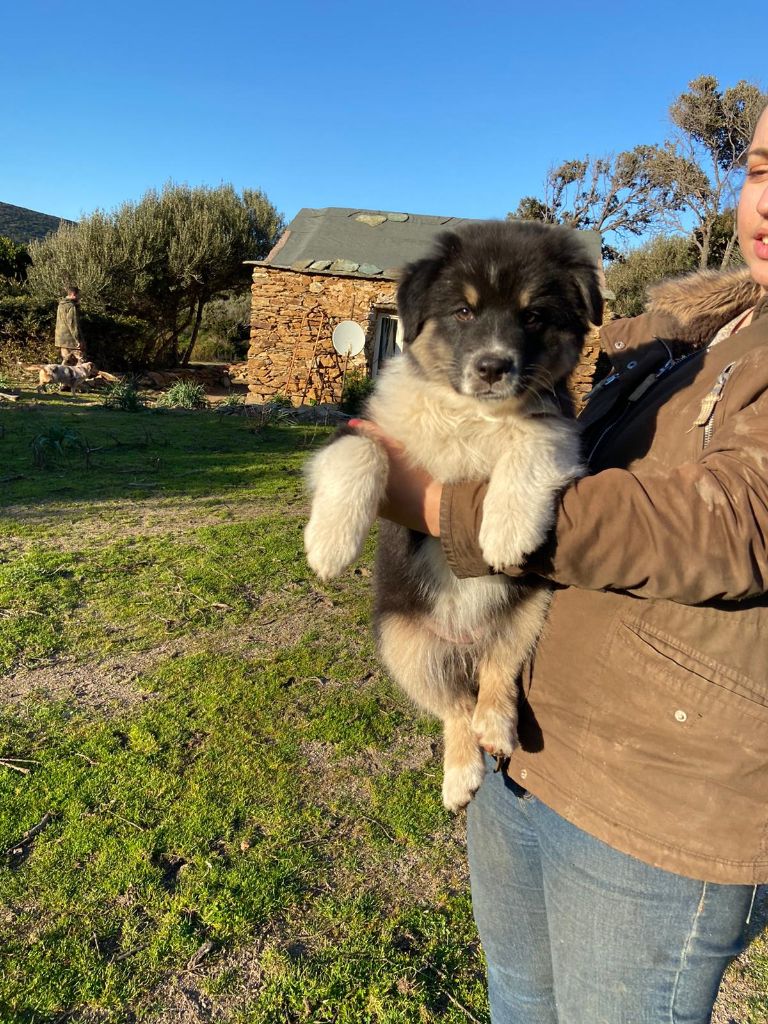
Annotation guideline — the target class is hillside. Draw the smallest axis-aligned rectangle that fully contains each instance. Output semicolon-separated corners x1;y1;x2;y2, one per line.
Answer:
0;200;73;244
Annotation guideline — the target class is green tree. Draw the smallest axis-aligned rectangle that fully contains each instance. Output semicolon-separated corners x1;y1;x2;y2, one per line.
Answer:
511;76;767;266
604;235;699;318
510;147;679;257
644;77;767;268
26;183;283;366
0;236;31;292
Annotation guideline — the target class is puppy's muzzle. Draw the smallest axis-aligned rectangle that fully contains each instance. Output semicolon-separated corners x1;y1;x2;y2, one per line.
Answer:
476;354;516;385
468;353;520;398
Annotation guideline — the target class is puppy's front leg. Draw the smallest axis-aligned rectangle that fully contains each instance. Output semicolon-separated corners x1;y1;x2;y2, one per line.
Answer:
304;432;389;580
479;425;581;569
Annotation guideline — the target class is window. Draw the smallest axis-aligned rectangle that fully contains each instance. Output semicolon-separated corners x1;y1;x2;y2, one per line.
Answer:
372;313;403;376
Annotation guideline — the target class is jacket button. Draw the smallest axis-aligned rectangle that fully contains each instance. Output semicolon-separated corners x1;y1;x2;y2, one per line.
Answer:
614;341;626;350
520;768;528;779
674;709;687;722
627;360;638;369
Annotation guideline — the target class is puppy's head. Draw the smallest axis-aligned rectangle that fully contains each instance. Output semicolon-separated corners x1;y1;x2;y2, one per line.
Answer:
38;365;58;385
78;362;95;377
396;221;602;405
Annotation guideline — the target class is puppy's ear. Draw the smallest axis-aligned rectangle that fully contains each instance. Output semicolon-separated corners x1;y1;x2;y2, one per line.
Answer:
573;263;604;327
397;231;460;344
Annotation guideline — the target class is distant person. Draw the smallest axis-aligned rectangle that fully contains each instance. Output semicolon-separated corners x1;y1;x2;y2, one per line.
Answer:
55;286;87;365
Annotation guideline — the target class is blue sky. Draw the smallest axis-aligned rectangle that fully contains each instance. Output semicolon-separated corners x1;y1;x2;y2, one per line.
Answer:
2;0;764;233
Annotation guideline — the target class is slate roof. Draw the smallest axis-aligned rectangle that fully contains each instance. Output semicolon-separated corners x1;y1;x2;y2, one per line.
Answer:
249;207;602;281
0;201;73;245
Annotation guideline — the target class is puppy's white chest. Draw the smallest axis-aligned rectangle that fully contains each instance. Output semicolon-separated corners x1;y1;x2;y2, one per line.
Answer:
414;537;509;638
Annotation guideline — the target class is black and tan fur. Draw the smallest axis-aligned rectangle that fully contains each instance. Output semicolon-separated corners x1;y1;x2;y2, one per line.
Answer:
305;221;602;809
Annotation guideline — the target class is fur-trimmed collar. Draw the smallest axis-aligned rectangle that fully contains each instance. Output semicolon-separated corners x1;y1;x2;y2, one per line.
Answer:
646;267;766;347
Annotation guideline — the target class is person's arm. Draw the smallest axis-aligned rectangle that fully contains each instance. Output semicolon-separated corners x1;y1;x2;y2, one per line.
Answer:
67;305;85;347
442;390;768;604
348;419;442;536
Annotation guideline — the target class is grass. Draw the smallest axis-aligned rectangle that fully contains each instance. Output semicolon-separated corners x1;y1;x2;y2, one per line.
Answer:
0;392;480;1024
0;390;765;1024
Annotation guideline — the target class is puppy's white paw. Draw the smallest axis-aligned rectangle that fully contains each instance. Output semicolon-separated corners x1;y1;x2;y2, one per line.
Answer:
472;705;517;758
479;508;550;570
303;517;360;581
303;433;388;580
441;754;486;812
478;434;581;570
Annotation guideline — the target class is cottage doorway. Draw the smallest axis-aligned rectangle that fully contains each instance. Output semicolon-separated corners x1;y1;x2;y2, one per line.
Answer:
371;313;403;376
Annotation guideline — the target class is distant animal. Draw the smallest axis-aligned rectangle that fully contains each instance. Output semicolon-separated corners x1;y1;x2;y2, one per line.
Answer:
304;221;602;811
37;361;96;394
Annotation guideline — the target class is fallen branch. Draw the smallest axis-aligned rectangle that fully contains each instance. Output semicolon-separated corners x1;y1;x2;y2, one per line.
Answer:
186;939;214;970
0;392;19;402
0;757;39;775
5;811;56;859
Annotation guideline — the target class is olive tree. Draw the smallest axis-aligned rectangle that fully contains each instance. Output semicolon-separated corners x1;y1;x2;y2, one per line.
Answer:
26;183;283;366
511;146;678;257
645;77;767;268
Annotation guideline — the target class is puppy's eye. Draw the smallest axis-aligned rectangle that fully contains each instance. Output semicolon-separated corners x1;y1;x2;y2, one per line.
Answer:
454;307;475;322
520;309;545;330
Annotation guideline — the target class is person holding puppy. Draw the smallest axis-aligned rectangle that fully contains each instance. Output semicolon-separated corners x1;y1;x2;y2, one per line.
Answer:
359;104;768;1022
55;285;88;365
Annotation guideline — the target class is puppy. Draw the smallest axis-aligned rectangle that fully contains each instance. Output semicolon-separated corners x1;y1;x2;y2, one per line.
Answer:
38;361;95;394
305;221;602;810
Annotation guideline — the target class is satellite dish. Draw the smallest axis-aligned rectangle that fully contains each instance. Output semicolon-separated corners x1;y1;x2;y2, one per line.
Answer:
332;321;365;356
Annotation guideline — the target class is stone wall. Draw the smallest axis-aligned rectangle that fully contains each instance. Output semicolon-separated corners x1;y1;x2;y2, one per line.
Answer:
248;264;604;408
248;266;396;405
568;324;603;408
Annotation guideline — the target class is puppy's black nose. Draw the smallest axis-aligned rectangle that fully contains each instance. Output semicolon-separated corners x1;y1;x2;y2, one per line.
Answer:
475;355;515;384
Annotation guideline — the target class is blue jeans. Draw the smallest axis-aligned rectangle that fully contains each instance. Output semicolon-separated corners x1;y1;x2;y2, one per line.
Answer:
467;763;757;1024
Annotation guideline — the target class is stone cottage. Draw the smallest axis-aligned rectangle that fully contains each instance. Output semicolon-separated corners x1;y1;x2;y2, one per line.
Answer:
246;207;603;407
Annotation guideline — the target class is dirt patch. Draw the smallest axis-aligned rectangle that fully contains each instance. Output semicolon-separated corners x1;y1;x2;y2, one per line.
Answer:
0;494;298;554
0;588;369;716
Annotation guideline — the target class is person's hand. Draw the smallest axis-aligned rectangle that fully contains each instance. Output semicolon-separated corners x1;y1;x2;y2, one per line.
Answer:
348;419;442;536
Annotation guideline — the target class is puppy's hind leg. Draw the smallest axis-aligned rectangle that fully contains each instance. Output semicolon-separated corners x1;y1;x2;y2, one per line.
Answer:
472;589;551;759
442;706;486;812
304;432;389;580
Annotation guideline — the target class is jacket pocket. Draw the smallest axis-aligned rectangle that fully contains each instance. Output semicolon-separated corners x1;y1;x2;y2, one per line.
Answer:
579;615;768;870
616;618;768;718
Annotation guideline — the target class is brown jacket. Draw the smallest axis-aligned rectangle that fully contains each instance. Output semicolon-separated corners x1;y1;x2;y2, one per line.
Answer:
441;268;768;883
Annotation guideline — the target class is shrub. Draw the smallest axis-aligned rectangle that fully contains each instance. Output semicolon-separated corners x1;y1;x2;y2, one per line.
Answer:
189;335;241;362
102;379;146;412
340;368;375;415
31;425;86;468
270;392;293;409
605;235;698;318
156;380;209;410
214;393;246;414
0;295;54;365
191;292;251;362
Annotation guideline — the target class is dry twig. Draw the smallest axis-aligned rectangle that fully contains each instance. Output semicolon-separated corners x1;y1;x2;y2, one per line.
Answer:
5;811;56;859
